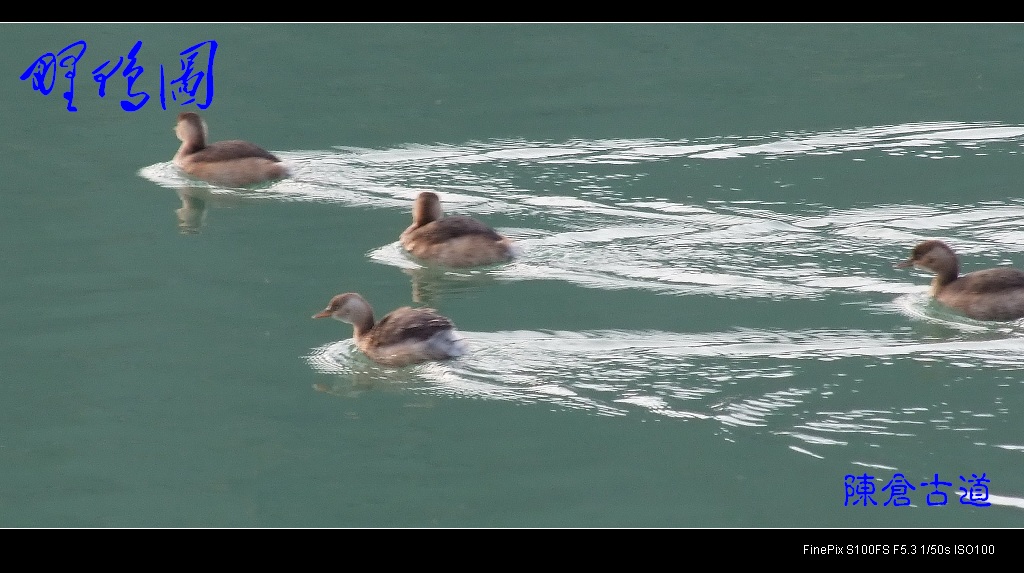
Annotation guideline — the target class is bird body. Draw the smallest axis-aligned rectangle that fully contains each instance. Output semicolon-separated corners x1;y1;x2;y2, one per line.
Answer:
896;240;1024;321
313;292;468;366
173;112;288;187
400;192;515;268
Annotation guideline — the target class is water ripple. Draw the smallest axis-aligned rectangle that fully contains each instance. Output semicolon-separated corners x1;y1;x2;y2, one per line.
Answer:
306;326;1024;429
141;121;1024;301
144;120;1024;302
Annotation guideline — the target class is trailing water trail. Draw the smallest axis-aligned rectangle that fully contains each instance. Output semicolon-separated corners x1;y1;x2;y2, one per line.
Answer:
142;121;1024;509
306;324;1024;427
140;120;1024;301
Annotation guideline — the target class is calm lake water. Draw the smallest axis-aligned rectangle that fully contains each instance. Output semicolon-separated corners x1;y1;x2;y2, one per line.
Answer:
3;23;1024;528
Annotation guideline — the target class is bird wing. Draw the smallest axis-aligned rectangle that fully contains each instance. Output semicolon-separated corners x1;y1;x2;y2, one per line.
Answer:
414;216;505;243
952;268;1024;294
192;140;281;163
370;307;455;345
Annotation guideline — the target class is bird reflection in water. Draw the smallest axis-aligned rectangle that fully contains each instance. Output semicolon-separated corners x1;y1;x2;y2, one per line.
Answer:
172;186;248;235
402;264;504;307
175;187;209;234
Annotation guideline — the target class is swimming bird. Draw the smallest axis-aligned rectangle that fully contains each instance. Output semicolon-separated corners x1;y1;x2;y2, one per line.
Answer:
312;292;468;366
173;112;289;187
895;239;1024;321
400;191;516;268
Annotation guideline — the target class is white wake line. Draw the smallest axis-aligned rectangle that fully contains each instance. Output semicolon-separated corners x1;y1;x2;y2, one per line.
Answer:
317;121;1024;164
139;121;1024;192
468;329;1024;359
307;328;1024;367
987;494;1024;510
306;122;1024;165
691;124;1024;159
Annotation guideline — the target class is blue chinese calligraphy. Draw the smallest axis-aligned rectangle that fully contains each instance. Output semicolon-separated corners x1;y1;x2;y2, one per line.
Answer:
844;471;992;508
91;54;123;98
22;40;217;113
920;473;953;506
844;473;878;507
92;41;149;110
959;473;992;507
162;40;217;110
881;472;916;507
121;40;150;112
20;40;87;112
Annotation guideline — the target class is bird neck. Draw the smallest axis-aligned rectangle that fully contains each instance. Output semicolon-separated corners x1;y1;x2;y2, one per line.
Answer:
930;265;959;293
174;139;204;160
351;312;376;339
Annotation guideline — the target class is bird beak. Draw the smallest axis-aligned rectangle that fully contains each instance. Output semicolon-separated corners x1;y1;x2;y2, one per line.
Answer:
312;309;332;319
894;259;913;269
